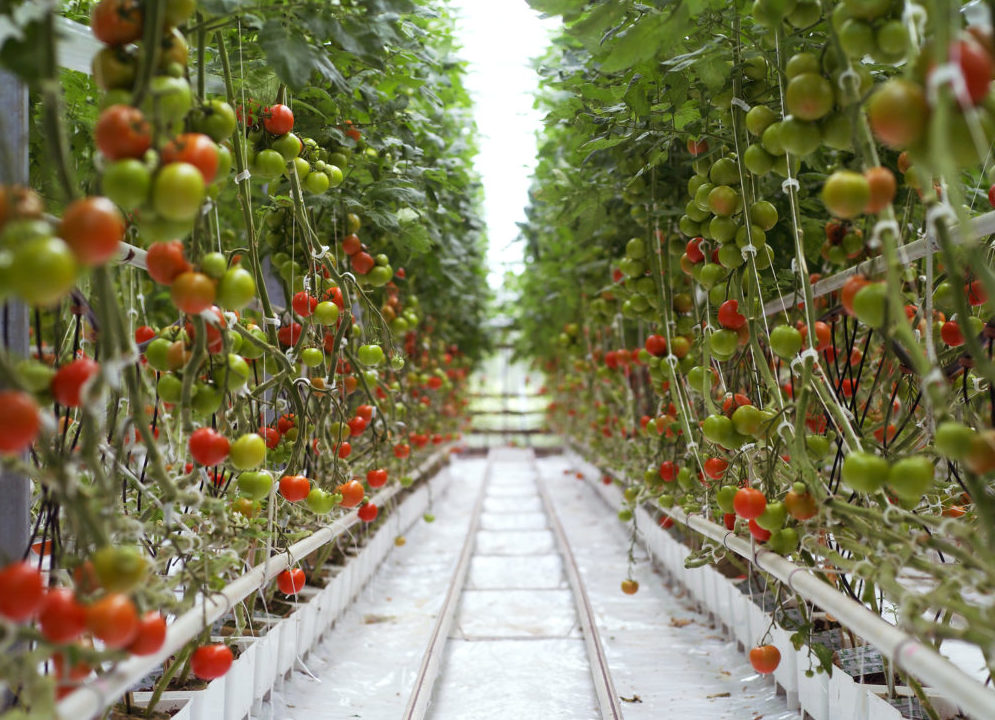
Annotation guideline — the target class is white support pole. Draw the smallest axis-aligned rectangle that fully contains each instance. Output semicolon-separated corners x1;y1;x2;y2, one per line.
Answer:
0;69;32;565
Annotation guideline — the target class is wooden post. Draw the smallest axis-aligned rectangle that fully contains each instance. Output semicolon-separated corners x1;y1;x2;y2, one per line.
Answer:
0;69;32;564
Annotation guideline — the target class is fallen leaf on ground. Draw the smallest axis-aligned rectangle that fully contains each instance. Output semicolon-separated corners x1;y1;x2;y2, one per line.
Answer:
670;617;694;627
706;692;731;699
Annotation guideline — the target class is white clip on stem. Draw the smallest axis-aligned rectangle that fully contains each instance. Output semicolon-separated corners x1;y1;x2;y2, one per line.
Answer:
869;219;900;251
741;243;758;262
925;203;957;237
776;419;794;440
731;96;751;112
263;316;281;326
200;199;214;216
222;311;238;326
665;354;679;368
199;308;224;326
781;177;800;194
926;61;968;105
837;66;860;92
234;169;252;184
972;375;985;393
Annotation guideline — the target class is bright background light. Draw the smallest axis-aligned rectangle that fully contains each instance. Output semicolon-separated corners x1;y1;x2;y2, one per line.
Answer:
450;1;559;296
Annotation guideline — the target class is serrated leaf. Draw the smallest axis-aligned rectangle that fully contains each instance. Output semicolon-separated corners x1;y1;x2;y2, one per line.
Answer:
597;11;665;74
259;21;314;90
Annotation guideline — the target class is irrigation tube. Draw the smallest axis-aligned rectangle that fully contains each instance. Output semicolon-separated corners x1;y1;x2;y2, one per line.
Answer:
576;450;995;720
762;208;995;317
55;446;452;720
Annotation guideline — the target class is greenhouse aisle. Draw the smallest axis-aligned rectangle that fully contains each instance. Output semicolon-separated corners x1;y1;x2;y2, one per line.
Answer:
265;449;796;719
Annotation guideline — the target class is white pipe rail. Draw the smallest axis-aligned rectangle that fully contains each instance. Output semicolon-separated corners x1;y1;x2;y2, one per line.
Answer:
55;446;452;720
581;451;995;720
763;209;995;317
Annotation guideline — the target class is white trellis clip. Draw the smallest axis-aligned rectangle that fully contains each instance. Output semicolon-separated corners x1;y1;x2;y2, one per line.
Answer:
926;61;968;105
741;243;758;261
263;315;281;326
776;419;794;440
836;66;861;93
869;219;901;250
234;169;252;184
790;347;820;371
731;96;751;112
781;177;800;194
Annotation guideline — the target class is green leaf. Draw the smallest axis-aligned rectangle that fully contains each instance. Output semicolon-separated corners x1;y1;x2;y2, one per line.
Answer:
597;11;666;73
259;21;315;90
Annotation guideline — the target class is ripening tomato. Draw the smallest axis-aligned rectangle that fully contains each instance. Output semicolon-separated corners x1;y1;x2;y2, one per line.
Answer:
127;611;167;656
38;588;88;644
367;468;388;488
867;79;928;149
95;105;151;160
161;133;219;183
0;390;40;454
191;644;233;680
863;166;896;214
91;0;143;46
279;474;310;502
358;501;378;522
86;593;139;649
189;427;230;466
276;568;306;595
686;138;708;155
171;271;216;314
52;357;100;408
59;196;125;266
337;480;365;508
0;562;44;621
750;644;781;673
146;241;191;285
393;443;410;459
840;275;870;316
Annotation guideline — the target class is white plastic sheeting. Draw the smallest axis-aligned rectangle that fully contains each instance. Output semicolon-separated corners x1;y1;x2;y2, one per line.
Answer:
536;455;799;720
261;457;488;719
268;451;797;719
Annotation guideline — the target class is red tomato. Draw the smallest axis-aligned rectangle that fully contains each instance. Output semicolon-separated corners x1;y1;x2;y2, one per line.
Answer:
38;588;88;644
135;325;156;343
703;457;728;480
356;404;374;422
263;104;294;135
0;562;44;622
338;441;352;458
278;322;302;347
733;487;767;519
966;280;987;306
146;241;191;285
60;196;125;267
644;334;667;356
291;291;316;317
748;518;771;542
0;390;40;454
91;0;143;45
191;644;233;680
366;468;388;488
337;480;365;508
52;357;100;408
325;286;344;310
279;474;310;502
659;461;676;482
351;251;374;275
342;234;361;255
348;416;368;436
717;299;747;330
189;428;230;466
161;133;220;183
277;414;296;434
941;321;964;347
127;611;167;656
95;105;152;160
393;443;410;459
687;138;709;155
750;644;781;674
86;593;139;649
276;568;306;595
261;427;281;449
358;502;378;522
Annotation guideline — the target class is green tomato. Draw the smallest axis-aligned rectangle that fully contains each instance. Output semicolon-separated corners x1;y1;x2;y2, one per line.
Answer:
271;133;302;161
767;527;799;555
326;165;344;188
144;338;172;371
252;149;286;179
314;301;339;325
852;283;887;329
93;546;148;593
229;432;266;470
12;236;77;307
213;353;250;390
301;347;324;367
756;500;787;531
769;324;802;359
191;99;237;142
887;456;934;501
716;485;737;514
842;450;889;493
201;252;227;279
192;383;223;416
935;421;975;460
153;162;205;223
157;372;183;403
805;433;832;459
305;171;330;194
144;75;192;124
731;404;764;437
239;326;267;360
367;265;393;287
709;329;739;361
16;359;55;393
357;344;385;367
102;159;151;211
703;414;735;446
237;470;273;500
216;266;256;310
